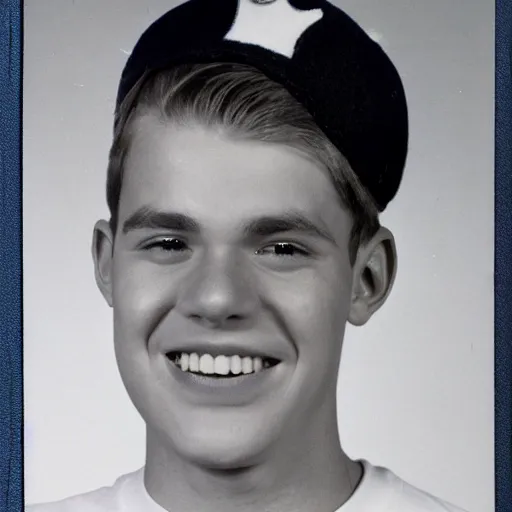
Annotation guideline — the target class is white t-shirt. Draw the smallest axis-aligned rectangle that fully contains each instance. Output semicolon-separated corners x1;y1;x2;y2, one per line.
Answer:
26;461;468;512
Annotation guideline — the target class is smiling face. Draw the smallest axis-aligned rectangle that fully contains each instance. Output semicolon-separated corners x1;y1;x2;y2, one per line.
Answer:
94;113;372;468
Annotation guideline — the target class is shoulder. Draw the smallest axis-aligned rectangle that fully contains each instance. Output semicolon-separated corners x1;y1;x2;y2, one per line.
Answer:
364;463;469;512
25;470;143;512
394;478;468;511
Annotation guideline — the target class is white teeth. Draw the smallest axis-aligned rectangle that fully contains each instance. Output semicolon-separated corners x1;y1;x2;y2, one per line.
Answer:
214;355;230;375
199;354;215;374
189;353;199;373
230;355;242;375
242;356;253;374
175;352;277;376
254;357;263;373
181;353;189;372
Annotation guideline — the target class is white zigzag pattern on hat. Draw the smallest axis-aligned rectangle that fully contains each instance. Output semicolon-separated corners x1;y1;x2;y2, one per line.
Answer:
224;0;323;58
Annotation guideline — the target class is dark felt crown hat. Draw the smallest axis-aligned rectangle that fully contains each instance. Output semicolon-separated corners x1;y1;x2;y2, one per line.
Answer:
116;0;409;211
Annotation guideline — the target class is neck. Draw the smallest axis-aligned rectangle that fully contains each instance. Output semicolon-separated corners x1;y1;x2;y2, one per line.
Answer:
144;410;362;512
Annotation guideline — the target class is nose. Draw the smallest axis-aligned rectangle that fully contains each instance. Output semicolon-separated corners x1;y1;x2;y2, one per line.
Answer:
176;250;258;328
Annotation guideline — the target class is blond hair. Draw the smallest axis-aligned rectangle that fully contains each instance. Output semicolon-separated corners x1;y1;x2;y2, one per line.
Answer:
107;63;380;263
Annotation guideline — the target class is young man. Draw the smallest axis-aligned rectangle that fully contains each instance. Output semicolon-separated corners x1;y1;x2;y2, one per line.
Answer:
28;0;468;510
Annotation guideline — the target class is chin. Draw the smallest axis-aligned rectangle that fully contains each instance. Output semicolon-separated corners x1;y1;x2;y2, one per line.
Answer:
169;412;282;470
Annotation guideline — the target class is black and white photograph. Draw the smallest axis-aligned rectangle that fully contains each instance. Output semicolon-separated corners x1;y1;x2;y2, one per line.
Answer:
23;1;494;511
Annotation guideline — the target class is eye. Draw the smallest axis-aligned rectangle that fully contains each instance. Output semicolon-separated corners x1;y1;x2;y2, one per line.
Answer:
144;238;188;252
140;237;192;264
256;242;310;258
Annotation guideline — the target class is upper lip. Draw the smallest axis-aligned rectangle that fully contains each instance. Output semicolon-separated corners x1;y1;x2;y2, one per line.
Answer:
163;342;285;361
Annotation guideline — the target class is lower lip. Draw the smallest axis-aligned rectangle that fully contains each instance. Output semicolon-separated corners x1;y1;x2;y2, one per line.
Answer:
165;358;282;405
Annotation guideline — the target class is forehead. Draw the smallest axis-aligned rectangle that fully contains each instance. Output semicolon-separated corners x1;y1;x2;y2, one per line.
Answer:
118;114;350;234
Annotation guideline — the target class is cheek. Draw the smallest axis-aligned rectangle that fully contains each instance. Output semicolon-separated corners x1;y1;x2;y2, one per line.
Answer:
266;265;353;359
263;268;352;412
111;255;179;351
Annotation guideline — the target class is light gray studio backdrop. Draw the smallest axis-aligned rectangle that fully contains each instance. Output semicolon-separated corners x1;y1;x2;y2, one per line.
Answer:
23;1;494;511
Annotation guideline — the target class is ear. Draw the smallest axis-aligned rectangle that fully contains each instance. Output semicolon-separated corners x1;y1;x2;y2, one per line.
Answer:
92;220;115;307
348;227;397;326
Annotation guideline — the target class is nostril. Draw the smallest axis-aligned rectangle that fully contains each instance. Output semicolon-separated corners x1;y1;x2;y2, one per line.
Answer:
187;313;247;328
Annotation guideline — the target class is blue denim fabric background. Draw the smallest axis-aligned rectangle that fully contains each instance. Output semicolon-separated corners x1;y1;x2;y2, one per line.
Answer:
0;1;510;511
495;1;512;511
0;1;23;511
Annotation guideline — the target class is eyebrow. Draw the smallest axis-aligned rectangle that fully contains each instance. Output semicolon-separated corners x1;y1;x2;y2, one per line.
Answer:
243;214;337;245
122;206;200;234
122;206;336;245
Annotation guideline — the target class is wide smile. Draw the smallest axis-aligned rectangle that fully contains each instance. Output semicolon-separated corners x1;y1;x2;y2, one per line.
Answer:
164;349;285;403
166;351;281;379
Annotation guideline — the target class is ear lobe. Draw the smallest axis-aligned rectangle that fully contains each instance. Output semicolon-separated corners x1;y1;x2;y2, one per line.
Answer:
92;220;115;307
348;228;397;327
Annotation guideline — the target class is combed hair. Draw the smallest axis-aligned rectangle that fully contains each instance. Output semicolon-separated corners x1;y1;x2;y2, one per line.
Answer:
107;62;380;263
